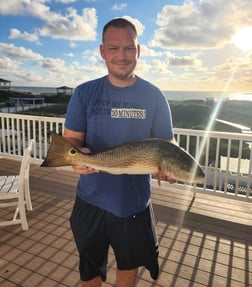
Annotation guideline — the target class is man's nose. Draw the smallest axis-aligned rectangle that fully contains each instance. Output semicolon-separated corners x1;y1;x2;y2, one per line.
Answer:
117;47;127;58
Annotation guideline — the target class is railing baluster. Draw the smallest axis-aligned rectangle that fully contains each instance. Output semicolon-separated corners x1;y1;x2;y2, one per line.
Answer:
235;140;243;196
246;145;252;199
6;117;10;153
215;137;221;190
16;119;21;155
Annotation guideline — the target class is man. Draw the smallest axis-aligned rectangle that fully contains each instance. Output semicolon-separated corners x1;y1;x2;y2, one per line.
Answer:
64;18;175;287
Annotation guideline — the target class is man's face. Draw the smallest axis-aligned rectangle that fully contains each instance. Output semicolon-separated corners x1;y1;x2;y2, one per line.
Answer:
100;26;140;84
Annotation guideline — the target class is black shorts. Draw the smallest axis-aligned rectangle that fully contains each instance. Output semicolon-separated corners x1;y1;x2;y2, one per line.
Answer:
70;196;159;282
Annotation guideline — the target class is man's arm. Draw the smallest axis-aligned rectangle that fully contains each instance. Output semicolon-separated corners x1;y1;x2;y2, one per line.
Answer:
63;127;85;148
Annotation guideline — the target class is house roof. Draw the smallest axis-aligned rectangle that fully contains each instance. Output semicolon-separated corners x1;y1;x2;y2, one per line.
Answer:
0;78;11;83
56;86;72;89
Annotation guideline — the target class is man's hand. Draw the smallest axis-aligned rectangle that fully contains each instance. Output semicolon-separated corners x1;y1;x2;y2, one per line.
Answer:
152;171;176;186
72;146;100;175
72;165;99;174
161;174;177;184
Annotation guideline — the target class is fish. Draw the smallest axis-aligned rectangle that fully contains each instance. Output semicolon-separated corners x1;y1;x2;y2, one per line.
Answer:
41;132;205;185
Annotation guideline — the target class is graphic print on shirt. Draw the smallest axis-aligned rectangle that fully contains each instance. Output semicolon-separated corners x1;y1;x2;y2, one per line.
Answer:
91;98;146;120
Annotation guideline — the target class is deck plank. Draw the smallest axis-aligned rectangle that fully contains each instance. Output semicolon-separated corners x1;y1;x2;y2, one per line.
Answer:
0;158;251;287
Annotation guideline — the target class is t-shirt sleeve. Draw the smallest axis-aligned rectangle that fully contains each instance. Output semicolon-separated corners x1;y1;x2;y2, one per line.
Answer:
64;86;87;132
151;92;174;140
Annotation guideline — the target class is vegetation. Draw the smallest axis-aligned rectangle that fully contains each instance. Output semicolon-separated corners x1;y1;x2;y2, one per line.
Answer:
170;101;212;129
170;100;252;131
44;94;71;104
212;100;252;130
19;93;71;116
20;103;68;117
0;90;17;102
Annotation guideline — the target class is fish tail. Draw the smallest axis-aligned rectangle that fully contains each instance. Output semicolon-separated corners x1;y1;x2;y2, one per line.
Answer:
41;132;77;167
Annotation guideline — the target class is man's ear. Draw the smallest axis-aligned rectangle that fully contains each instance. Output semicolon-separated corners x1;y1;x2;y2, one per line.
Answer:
137;44;140;59
100;44;105;59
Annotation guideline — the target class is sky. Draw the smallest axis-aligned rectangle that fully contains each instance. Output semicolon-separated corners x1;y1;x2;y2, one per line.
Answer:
0;0;252;92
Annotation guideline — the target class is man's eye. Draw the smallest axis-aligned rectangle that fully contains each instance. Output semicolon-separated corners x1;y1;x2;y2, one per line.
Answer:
109;47;119;51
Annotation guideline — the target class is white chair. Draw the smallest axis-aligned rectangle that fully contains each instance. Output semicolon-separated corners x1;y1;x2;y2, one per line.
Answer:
0;140;34;230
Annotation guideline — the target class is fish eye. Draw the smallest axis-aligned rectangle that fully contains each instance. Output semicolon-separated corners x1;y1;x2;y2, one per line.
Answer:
70;149;77;155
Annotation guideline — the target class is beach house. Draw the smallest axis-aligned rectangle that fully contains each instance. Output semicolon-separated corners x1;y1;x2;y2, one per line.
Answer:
0;78;11;90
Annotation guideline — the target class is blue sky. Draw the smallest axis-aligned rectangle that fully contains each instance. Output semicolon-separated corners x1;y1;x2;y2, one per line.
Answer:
0;0;251;92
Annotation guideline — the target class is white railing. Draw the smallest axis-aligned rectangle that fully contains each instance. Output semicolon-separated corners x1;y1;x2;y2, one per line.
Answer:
0;112;251;201
174;128;252;200
0;113;64;159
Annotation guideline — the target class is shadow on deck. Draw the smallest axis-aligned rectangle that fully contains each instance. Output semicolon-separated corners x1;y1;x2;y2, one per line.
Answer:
0;158;251;287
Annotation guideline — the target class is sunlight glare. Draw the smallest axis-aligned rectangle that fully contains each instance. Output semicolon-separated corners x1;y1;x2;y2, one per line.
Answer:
232;27;252;51
231;93;252;101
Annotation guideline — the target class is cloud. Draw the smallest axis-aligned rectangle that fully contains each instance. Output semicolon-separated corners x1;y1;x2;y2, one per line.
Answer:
9;28;41;45
214;54;252;72
149;0;252;50
0;0;29;15
39;7;98;41
140;45;164;57
168;54;202;67
0;0;77;21
135;59;151;75
0;56;20;70
70;42;78;48
0;1;98;41
38;58;68;72
54;0;76;3
150;59;170;74
0;43;43;60
112;3;127;11
14;71;45;82
0;0;56;19
199;52;252;92
37;55;105;76
64;52;74;58
82;48;101;64
122;16;145;36
0;54;45;85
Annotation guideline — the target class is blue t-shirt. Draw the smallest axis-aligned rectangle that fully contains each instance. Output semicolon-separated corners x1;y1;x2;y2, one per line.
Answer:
65;76;173;217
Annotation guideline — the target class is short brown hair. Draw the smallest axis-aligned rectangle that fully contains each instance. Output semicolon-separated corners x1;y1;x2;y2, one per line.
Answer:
102;18;137;42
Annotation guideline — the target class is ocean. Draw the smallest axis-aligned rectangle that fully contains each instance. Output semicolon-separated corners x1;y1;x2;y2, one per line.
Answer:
12;86;252;102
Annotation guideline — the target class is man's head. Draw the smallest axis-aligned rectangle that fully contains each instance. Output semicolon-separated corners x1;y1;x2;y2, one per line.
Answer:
100;18;140;87
102;18;138;43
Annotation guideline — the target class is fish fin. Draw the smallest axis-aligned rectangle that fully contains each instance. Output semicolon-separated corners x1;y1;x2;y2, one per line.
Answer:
41;132;78;167
157;169;161;186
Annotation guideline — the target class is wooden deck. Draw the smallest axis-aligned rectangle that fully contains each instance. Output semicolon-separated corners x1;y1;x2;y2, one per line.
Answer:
0;157;251;287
